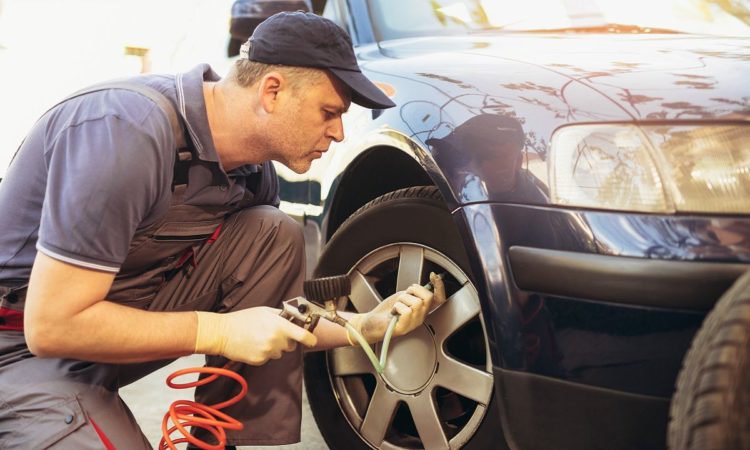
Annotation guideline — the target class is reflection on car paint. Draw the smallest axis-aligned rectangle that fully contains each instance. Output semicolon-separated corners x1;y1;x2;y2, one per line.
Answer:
540;295;704;397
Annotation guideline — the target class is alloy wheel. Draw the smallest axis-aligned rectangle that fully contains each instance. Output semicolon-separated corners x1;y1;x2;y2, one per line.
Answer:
326;242;494;450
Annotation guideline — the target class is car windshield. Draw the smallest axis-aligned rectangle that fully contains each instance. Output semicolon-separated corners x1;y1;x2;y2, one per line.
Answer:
368;0;750;40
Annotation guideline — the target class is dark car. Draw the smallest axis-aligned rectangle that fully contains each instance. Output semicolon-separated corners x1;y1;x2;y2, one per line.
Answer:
227;0;313;56
273;1;750;449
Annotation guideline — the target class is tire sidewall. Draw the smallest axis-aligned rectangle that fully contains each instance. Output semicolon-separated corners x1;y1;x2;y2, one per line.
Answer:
668;271;750;450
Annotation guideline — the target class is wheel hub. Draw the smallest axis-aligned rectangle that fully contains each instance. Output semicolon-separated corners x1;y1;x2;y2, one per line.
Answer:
379;325;437;394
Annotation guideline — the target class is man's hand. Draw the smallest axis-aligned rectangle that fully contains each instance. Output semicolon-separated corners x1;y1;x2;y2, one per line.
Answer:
351;272;447;344
195;307;318;365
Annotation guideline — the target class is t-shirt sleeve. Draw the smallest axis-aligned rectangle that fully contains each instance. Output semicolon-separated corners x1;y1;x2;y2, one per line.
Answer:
37;114;171;272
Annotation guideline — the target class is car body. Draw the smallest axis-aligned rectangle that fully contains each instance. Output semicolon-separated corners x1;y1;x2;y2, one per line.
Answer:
227;0;312;56
273;1;750;449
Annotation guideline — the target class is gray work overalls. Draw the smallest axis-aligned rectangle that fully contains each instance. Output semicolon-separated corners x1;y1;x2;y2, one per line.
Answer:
0;83;305;449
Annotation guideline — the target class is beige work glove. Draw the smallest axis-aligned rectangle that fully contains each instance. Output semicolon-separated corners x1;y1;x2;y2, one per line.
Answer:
349;272;447;345
194;306;317;365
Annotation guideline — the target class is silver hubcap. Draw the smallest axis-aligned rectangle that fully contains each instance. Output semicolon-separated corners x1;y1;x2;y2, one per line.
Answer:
327;243;493;450
381;325;438;393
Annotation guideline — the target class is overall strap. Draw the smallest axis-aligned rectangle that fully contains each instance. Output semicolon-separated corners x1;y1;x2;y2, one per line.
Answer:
5;80;193;186
64;81;187;149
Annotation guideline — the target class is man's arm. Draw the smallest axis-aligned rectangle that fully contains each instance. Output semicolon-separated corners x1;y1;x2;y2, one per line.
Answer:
24;252;197;363
24;252;316;364
307;310;357;350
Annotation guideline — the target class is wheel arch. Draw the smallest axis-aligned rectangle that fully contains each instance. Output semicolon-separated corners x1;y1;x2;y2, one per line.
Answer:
323;144;437;241
320;142;497;348
319;141;502;366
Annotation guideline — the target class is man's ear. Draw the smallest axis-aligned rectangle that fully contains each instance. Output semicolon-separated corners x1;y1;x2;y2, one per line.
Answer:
257;71;285;113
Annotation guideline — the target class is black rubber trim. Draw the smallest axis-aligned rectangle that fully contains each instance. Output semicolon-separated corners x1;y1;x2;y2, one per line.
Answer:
509;246;750;311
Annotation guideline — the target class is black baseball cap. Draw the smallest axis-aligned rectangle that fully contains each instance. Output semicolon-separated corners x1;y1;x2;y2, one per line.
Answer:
239;11;396;110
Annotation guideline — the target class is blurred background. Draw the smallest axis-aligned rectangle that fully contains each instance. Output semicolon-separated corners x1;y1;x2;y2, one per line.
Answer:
0;0;236;177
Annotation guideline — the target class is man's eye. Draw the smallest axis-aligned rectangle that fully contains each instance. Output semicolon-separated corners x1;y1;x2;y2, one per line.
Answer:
323;110;336;120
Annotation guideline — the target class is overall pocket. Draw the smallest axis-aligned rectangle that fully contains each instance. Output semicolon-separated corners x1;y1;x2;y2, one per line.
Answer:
111;219;224;305
0;396;88;449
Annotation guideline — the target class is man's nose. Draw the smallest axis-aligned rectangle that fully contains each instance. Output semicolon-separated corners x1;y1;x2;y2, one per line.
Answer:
328;117;345;143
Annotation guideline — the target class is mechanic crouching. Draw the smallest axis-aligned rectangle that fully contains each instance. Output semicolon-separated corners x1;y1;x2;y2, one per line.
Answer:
0;12;446;449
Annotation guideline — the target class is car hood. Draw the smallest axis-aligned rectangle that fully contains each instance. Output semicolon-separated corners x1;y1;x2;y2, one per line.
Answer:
367;33;750;121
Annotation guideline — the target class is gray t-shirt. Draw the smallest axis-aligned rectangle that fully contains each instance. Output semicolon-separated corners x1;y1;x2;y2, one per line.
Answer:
0;64;278;282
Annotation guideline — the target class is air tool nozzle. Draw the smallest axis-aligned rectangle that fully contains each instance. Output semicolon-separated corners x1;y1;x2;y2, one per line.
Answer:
280;275;351;332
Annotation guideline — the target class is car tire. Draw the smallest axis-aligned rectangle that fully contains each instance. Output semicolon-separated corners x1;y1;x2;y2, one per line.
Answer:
668;270;750;450
305;186;504;450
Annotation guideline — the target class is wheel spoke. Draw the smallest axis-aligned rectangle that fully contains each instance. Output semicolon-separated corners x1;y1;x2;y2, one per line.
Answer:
428;284;480;341
360;383;399;446
349;269;382;312
396;245;424;292
436;355;493;405
330;346;376;376
406;393;450;450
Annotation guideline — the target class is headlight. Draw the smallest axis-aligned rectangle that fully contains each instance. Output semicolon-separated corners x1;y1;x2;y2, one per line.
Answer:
550;124;750;214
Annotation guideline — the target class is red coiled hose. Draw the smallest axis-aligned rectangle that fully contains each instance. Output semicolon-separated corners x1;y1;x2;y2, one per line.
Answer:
159;364;248;450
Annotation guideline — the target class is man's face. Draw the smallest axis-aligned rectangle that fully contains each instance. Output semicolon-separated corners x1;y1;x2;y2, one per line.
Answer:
272;72;351;174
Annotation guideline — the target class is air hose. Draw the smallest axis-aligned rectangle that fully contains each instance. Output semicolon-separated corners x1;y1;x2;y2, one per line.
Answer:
344;314;399;374
159;364;247;450
159;319;400;449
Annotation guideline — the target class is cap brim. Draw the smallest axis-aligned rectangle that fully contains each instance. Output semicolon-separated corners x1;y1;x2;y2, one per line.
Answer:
329;68;396;109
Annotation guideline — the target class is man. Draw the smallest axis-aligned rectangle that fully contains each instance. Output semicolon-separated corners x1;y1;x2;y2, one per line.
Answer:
0;12;445;449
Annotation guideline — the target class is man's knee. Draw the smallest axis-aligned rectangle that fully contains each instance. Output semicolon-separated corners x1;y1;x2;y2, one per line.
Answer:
215;206;306;310
219;206;305;279
231;205;304;253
